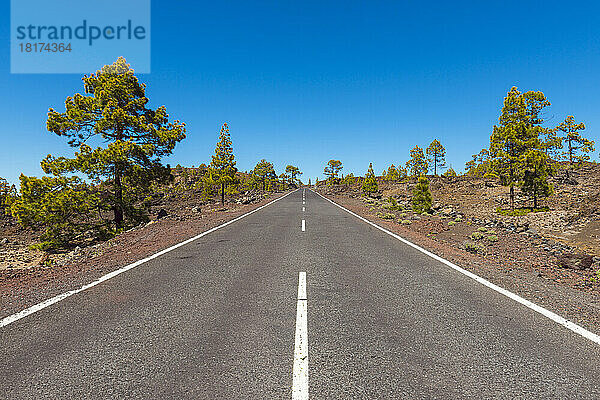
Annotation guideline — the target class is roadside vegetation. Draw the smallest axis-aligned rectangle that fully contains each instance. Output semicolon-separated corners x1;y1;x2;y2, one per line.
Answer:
1;58;302;252
314;85;599;286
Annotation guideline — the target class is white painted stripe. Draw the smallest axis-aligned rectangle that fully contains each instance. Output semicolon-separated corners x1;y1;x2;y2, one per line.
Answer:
303;201;305;205
292;272;308;399
302;207;305;212
301;219;306;232
0;190;299;329
312;190;600;346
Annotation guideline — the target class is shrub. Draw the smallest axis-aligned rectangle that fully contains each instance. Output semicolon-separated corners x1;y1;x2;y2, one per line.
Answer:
465;243;481;253
448;221;456;226
377;212;395;220
496;206;549;216
470;232;485;240
478;227;488;232
10;175;113;250
487;234;499;242
400;219;412;225
411;175;433;213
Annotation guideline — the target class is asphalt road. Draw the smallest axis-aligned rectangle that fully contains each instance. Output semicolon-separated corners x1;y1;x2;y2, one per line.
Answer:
2;188;600;399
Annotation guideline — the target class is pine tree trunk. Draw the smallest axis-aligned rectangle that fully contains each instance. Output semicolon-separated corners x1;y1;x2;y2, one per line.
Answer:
510;185;515;211
113;126;124;228
221;182;225;205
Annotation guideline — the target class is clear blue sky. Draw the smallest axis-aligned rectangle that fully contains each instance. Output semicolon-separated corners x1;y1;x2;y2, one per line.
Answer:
2;1;599;185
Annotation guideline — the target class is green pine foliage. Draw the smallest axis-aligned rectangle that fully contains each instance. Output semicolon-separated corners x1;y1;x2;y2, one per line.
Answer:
285;165;302;185
556;115;594;174
253;159;276;191
521;149;554;208
209;122;237;204
465;149;492;177
411;175;433;214
442;167;457;178
44;57;185;227
342;173;356;186
406;145;428;176
324;160;343;183
489;87;550;210
426;139;446;175
10;175;111;250
362;163;379;194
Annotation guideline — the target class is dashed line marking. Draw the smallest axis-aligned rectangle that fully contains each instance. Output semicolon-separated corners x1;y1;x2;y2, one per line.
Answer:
292;272;308;399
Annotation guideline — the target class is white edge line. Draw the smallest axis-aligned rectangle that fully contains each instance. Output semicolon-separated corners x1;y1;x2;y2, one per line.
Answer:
301;219;306;232
311;189;600;345
0;189;299;329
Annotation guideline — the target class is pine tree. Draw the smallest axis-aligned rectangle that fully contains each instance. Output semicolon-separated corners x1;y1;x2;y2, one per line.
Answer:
308;178;311;186
465;149;491;177
253;159;276;191
489;87;549;210
209;123;237;205
556;115;594;177
411;175;433;214
0;177;9;213
384;164;399;182
285;165;302;185
405;145;428;176
362;163;379;194
342;173;356;186
44;57;186;227
442;167;457;178
10;175;105;249
521;149;554;209
324;160;343;182
426;139;446;175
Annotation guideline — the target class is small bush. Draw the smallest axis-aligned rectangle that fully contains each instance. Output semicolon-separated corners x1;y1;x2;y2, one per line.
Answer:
455;216;463;222
377;212;395;220
487;234;499;242
470;232;485;240
448;221;456;226
400;219;412;225
477;227;487;232
496;206;549;216
465;243;481;253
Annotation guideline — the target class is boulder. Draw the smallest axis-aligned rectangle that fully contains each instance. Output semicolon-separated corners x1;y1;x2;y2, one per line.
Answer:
557;254;595;270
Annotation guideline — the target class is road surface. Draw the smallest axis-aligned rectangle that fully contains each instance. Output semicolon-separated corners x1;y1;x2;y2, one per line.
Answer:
2;189;600;399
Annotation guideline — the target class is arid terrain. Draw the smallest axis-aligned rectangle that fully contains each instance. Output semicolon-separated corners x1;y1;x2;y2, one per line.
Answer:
316;163;600;332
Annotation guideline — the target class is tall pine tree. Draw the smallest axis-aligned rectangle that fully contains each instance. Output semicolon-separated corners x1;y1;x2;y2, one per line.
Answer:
406;145;428;176
489;87;549;210
209;123;237;205
426;139;446;175
253;159;276;191
556;115;594;178
44;57;186;228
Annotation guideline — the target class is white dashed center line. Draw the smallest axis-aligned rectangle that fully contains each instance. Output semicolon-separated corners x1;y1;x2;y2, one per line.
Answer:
292;272;308;399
